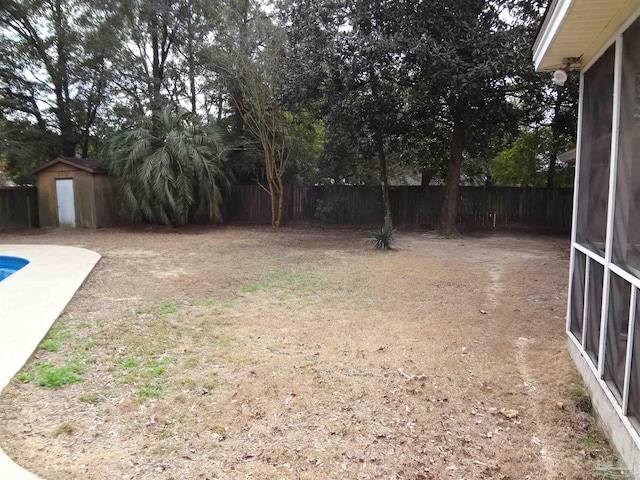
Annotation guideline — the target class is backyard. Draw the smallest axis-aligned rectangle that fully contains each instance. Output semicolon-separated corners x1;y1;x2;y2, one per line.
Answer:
0;227;616;479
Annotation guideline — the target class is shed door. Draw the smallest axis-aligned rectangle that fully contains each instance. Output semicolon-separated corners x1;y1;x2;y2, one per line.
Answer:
55;179;76;227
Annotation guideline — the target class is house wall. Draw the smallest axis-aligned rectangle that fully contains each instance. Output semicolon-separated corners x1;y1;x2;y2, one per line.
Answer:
37;164;97;228
568;340;640;475
565;6;640;476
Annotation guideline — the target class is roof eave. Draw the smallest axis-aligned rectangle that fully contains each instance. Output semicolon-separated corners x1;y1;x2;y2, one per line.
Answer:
533;0;574;71
32;157;101;175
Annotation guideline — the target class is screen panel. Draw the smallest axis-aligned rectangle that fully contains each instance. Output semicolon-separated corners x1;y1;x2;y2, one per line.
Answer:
570;251;587;341
585;260;604;365
628;289;640;426
576;46;615;257
604;273;631;402
613;17;640;278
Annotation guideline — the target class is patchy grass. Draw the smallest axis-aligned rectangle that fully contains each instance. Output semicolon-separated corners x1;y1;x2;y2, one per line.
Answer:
594;460;636;479
135;302;180;317
137;382;165;399
53;422;75;436
569;381;594;414
196;299;219;306
39;340;61;352
177;378;197;391
46;324;71;342
184;357;199;369
38;324;71;353
78;393;102;404
120;358;139;369
240;267;323;297
158;303;178;316
19;361;86;388
141;361;169;377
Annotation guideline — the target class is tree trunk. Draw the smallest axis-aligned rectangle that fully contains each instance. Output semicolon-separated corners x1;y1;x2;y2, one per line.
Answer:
276;174;284;228
57;104;76;157
375;132;392;229
53;0;75;157
547;86;564;190
232;86;245;138
188;42;197;114
149;18;165;144
268;177;277;228
264;132;282;229
421;169;432;187
149;13;166;122
546;87;565;225
81;134;90;159
231;0;251;160
266;174;284;229
217;95;224;123
186;0;197;114
439;112;465;237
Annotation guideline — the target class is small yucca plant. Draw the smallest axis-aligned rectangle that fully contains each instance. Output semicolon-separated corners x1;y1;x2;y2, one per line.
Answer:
368;225;397;250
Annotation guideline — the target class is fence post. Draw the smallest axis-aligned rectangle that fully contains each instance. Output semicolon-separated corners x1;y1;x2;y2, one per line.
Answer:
26;194;32;229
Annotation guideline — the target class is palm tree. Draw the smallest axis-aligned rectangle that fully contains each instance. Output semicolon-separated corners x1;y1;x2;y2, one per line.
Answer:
106;106;230;226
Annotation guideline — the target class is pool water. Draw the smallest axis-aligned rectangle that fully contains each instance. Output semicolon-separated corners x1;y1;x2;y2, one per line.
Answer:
0;256;29;281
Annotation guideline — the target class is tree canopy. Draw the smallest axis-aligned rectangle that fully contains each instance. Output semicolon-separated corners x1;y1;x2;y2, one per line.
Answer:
0;0;578;230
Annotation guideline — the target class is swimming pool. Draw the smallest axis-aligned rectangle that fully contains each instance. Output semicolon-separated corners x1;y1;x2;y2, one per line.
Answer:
0;256;29;281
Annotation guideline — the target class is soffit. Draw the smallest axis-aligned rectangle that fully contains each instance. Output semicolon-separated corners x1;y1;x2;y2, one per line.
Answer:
534;0;640;71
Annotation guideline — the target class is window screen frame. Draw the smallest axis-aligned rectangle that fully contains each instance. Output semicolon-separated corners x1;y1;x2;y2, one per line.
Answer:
566;12;640;448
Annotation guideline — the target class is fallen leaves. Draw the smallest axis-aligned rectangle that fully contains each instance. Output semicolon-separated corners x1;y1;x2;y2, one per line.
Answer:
498;409;519;420
397;368;428;381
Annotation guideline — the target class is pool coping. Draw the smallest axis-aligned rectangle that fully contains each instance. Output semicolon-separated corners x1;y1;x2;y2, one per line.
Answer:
0;245;101;479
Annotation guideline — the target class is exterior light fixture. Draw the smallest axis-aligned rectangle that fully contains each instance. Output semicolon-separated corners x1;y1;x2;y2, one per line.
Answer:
551;57;580;87
552;69;569;86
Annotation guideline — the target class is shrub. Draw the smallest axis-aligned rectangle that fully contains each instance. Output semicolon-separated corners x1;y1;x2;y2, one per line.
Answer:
368;225;397;250
315;197;348;224
106;106;230;226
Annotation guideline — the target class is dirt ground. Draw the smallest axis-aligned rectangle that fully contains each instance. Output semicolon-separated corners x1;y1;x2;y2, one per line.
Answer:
0;227;618;479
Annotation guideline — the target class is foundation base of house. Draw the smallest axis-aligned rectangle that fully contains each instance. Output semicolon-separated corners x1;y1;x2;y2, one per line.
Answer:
568;339;640;477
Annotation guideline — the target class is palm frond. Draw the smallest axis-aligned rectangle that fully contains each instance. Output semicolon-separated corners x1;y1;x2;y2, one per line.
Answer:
105;105;230;226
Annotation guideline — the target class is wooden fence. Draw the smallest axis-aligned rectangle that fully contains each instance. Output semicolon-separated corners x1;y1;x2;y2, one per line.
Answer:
0;185;573;232
225;185;573;231
0;187;39;231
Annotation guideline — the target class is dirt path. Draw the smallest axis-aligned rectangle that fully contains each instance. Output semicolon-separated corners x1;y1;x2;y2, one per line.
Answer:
0;227;613;479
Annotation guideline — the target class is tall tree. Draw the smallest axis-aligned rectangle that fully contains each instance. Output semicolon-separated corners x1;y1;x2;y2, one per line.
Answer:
0;0;116;160
106;0;182;120
285;0;408;229
496;0;578;191
235;33;290;227
211;0;275;172
405;0;521;236
178;0;216;114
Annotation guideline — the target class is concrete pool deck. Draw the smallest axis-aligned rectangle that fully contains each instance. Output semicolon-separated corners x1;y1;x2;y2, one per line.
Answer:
0;245;101;479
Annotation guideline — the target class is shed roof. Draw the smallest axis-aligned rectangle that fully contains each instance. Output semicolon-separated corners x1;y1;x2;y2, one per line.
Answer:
33;157;108;174
533;0;640;71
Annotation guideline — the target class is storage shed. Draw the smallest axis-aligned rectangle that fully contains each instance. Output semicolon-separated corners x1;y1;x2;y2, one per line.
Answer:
34;157;117;228
535;0;640;474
